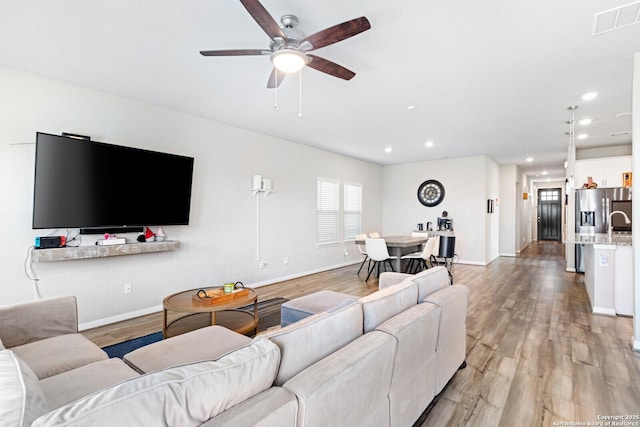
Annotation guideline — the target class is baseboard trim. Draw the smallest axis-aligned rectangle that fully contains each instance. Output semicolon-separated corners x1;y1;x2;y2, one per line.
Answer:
500;253;517;257
249;260;361;289
79;304;162;331
78;261;362;331
592;306;617;317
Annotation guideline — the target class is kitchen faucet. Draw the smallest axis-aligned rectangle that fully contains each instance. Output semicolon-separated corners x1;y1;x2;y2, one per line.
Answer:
608;210;631;240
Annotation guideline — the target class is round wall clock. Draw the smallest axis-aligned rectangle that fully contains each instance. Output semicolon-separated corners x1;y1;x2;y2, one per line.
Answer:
417;179;445;207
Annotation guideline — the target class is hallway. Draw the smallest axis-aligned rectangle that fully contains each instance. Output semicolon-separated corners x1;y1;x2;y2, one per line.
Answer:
422;241;639;426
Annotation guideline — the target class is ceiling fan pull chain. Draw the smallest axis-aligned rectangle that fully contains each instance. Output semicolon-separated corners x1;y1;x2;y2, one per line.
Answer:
274;68;278;109
298;68;303;117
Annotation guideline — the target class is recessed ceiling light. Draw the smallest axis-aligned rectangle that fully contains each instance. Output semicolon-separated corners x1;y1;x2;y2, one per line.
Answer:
526;157;534;162
616;112;632;118
579;118;592;125
425;141;434;148
384;147;393;153
581;92;598;101
407;105;416;111
542;171;548;175
577;133;589;140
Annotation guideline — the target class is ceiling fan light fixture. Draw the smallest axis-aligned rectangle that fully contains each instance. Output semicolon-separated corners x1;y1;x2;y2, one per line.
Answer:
271;49;307;73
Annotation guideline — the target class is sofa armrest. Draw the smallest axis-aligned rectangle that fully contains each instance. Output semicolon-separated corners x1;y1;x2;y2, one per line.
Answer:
378;272;412;290
0;296;78;348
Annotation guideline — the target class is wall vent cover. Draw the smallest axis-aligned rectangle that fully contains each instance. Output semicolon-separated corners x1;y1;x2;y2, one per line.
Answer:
593;0;640;35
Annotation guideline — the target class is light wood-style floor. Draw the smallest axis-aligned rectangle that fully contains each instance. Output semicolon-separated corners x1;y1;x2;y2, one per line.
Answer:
82;241;640;426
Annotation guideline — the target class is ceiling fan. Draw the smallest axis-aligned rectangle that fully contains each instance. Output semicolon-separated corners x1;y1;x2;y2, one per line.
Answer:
200;0;371;88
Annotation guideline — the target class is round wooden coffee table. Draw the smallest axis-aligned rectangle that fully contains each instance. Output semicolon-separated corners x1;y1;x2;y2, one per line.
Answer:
162;287;258;338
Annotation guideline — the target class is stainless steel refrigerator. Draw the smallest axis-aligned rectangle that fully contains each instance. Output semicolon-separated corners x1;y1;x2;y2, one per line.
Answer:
575;187;632;272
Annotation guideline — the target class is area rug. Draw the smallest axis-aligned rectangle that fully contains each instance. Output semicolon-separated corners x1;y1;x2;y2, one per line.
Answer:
102;297;288;359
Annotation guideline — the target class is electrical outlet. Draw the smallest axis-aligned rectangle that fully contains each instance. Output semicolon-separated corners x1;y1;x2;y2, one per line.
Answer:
124;283;132;294
344;248;349;257
259;262;266;269
283;256;289;265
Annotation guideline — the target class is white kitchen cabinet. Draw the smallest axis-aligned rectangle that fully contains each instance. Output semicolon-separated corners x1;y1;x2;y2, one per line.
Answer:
574;156;632;188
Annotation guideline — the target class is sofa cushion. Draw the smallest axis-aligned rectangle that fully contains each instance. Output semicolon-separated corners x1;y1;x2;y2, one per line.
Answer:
201;387;298;427
11;333;108;379
40;358;140;410
0;350;48;427
32;338;281;427
359;280;418;333
283;331;396;427
376;303;441;426
423;284;469;393
412;266;450;301
0;296;78;348
262;302;363;386
124;325;252;373
378;272;412;290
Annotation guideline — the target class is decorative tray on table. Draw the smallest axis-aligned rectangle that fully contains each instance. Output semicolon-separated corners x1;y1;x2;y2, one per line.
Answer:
192;288;250;304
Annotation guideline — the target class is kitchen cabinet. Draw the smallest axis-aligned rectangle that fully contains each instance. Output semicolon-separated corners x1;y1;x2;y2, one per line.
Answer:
574;156;631;188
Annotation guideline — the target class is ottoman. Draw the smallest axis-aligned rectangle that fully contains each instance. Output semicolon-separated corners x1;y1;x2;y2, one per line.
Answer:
123;325;252;373
280;290;359;327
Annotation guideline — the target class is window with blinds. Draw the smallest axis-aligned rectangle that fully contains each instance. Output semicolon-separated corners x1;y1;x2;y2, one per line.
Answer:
343;182;362;240
316;178;362;244
317;178;340;243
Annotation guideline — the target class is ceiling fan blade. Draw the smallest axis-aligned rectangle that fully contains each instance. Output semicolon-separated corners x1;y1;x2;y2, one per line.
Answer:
302;17;371;51
200;49;269;56
239;0;286;41
267;68;286;88
306;55;356;80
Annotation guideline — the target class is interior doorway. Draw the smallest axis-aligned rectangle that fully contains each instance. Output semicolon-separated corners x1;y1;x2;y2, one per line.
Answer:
537;188;562;241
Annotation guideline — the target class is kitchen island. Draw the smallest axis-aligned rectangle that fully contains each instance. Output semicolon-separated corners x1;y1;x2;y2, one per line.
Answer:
565;233;633;316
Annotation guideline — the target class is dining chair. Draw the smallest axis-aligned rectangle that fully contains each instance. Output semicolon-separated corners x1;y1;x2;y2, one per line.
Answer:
355;233;370;275
369;232;380;238
401;236;438;273
364;238;398;282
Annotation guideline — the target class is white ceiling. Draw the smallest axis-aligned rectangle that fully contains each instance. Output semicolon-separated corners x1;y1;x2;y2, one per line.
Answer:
2;0;639;181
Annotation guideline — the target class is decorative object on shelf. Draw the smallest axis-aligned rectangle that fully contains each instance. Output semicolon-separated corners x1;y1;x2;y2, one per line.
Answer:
144;227;155;242
623;172;632;188
155;226;166;242
582;176;598;189
417;179;445;207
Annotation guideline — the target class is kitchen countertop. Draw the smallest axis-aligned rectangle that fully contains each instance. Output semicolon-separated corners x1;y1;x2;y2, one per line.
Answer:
565;233;632;246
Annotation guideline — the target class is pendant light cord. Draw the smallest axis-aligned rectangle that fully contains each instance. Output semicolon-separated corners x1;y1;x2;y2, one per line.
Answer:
298;68;303;117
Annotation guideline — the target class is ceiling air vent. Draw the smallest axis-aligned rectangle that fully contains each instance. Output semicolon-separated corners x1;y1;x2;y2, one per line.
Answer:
593;0;640;35
609;131;632;137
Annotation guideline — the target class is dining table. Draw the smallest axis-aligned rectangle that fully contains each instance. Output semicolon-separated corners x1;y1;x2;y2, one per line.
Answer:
354;235;428;273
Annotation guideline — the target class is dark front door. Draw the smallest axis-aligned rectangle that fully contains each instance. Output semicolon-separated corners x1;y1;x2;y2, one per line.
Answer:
537;188;562;241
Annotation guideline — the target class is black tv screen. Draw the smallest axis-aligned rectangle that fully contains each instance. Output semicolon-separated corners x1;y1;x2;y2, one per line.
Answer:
32;132;195;231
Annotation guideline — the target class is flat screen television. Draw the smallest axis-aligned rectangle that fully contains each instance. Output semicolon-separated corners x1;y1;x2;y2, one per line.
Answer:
32;132;195;233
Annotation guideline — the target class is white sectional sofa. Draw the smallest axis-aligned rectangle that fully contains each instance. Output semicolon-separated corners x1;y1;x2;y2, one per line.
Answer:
0;266;468;427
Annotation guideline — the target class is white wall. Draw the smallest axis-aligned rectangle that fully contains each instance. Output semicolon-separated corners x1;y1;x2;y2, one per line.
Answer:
382;155;498;265
485;157;500;263
0;66;383;327
632;52;640;352
499;165;517;256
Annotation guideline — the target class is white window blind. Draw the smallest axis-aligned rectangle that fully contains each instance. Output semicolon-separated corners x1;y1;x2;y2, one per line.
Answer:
343;182;362;239
317;178;340;243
